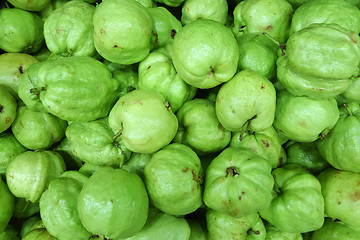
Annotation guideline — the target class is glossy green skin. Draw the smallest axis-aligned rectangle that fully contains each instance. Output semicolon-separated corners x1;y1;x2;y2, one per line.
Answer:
274;90;339;142
19;56;119;122
7;0;50;11
108;89;178;154
39;0;69;22
172;19;239;89
144;143;203;216
0;53;39;99
122;153;152;181
215;69;276;132
310;218;360;240
13;197;40;219
22;228;57;240
53;137;83;171
12;105;67;150
93;0;155;64
341;77;360;101
259;165;325;233
77;167;149;239
236;33;279;80
119;207;191;240
111;65;139;98
135;0;155;8
44;0;96;57
66;118;131;168
203;147;274;218
147;7;183;50
206;209;266;240
5;150;66;202
175;98;231;155
264;223;303;240
229;126;287;169
290;0;360;34
0;8;44;53
0;87;17;133
317;169;360;231
138;49;196;112
285;141;330;174
20;215;42;238
0;178;14;233
318;102;360;172
181;0;228;25
0;132;26;175
232;0;293;43
154;0;184;7
40;172;92;240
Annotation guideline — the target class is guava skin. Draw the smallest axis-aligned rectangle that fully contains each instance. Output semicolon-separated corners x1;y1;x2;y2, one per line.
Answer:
22;228;57;240
175;98;231;156
273;90;339;142
172;19;239;89
317;102;360;173
317;169;360;231
0;8;44;53
154;0;184;7
93;0;155;65
264;222;303;240
144;143;203;216
206;209;266;240
44;0;96;57
13;197;40;219
5;151;66;203
7;0;51;11
203;147;274;218
310;218;360;240
181;0;228;25
0;177;14;234
108;89;178;154
0;87;17;133
77;167;149;239
0;225;19;240
0;132;26;175
259;165;325;233
12;105;67;150
215;69;276;132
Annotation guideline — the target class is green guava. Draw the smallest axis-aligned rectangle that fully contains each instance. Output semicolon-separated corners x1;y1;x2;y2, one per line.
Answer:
188;219;207;240
13;197;40;219
144;143;203;216
310;218;360;240
172;19;239;89
122;153;152;181
53;137;83;171
340;76;360;102
181;0;228;25
20;215;41;238
0;132;26;175
7;0;51;11
0;225;19;240
203;147;274;218
38;0;69;22
111;65;139;98
153;0;184;7
108;89;178;154
264;222;303;240
0;87;17;133
0;177;14;233
22;228;57;240
215;69;276;132
77;167;149;239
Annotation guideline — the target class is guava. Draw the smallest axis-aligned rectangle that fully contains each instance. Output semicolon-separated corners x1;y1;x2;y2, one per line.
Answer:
111;65;139;98
0;225;19;240
77;167;149;239
144;143;203;216
20;215;41;238
53;137;83;170
22;228;57;240
0;177;14;233
273;90;339;142
259;165;324;233
310;218;360;240
340;76;360;102
0;132;26;175
13;197;40;219
0;87;17;133
172;19;239;89
264;222;303;240
215;69;276;132
122;153;152;181
181;0;228;25
317;102;360;173
7;0;51;11
153;0;184;7
0;8;44;53
174;98;231;155
38;0;69;22
93;0;155;64
188;219;207;240
203;147;274;218
6;150;66;202
108;89;178;154
44;0;96;57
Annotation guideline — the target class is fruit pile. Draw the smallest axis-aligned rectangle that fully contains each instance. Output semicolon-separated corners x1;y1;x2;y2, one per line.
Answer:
1;0;360;239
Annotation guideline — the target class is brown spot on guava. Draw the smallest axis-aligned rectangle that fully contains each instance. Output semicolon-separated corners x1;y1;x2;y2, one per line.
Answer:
182;167;189;172
265;25;273;30
349;190;360;202
19;65;24;74
170;29;177;39
5;117;11;124
262;139;270;147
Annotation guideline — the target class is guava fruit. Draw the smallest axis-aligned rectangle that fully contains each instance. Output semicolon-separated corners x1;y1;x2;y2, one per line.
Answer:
215;69;276;132
122;153;152;181
65;117;131;168
144;143;203;216
232;0;293;43
0;52;39;99
188;219;207;240
12;105;67;150
0;132;26;175
181;0;228;25
340;76;360;102
108;89;178;154
7;0;51;11
22;228;57;240
0;87;17;133
0;225;19;240
44;0;96;57
264;222;303;240
0;177;14;233
290;0;360;34
310;218;360;240
172;19;239;89
93;0;155;64
317;102;360;173
138;49;196;112
317;168;360;231
39;171;92;240
6;150;66;202
206;209;266;240
153;0;184;7
259;165;324;233
175;98;231;155
77;167;149;239
38;0;69;21
18;56;120;122
203;147;274;218
20;215;42;238
110;65;139;98
0;8;44;53
273;90;339;142
53;137;83;170
13;197;40;219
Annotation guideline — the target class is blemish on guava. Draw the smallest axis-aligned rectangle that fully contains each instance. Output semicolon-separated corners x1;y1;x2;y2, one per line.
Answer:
170;29;177;39
182;167;189;172
262;139;270;147
226;166;239;177
19;65;24;74
349;190;360;202
5;117;11;124
0;105;3;113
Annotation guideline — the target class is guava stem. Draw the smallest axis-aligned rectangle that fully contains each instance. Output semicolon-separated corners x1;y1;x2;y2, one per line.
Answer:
29;87;46;99
262;32;286;55
343;104;353;116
